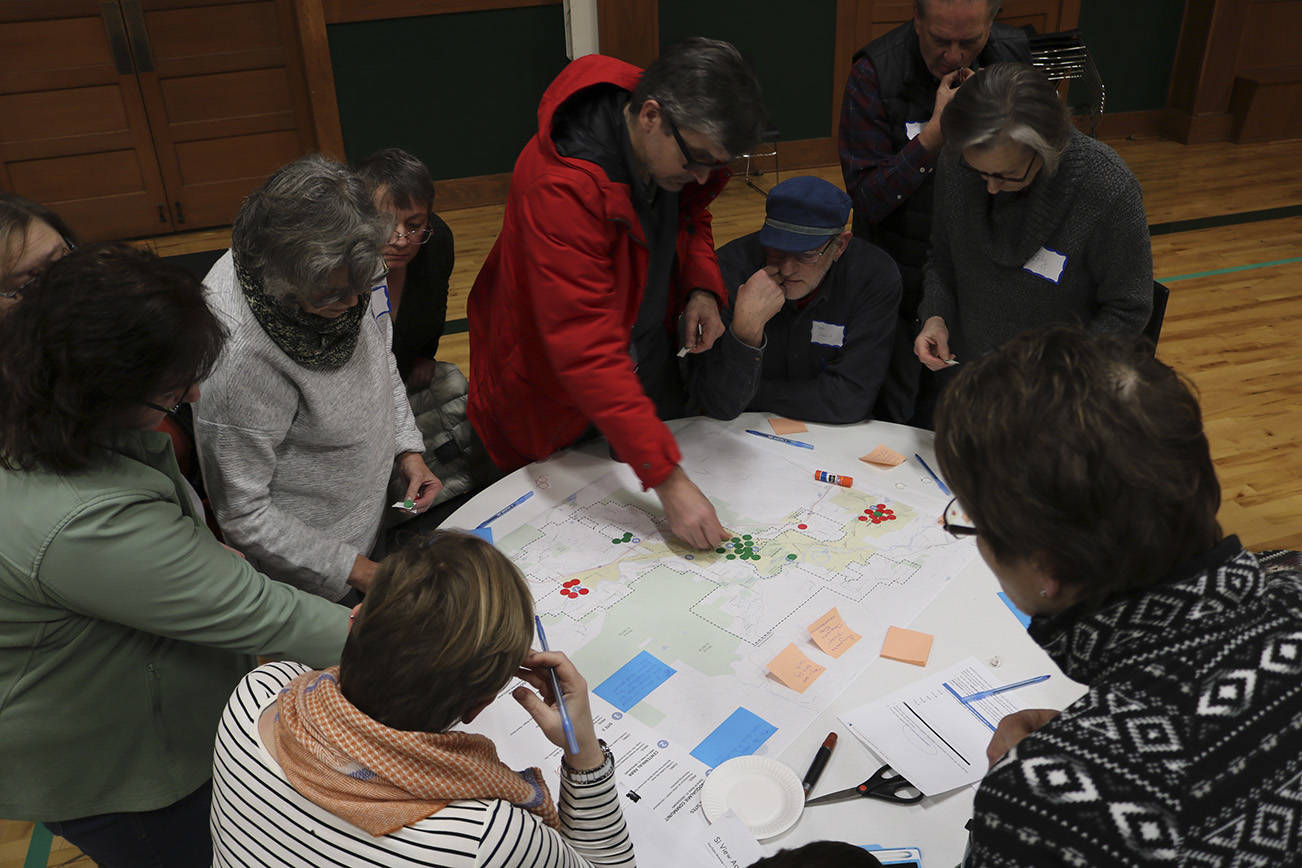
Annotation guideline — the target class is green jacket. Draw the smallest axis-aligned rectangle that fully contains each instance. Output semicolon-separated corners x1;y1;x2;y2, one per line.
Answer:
0;430;349;821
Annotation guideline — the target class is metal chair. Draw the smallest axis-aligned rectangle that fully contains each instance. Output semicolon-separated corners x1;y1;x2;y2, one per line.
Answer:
739;127;781;195
1029;30;1104;136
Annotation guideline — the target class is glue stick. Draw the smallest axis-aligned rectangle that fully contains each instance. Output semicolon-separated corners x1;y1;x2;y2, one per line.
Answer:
814;470;852;488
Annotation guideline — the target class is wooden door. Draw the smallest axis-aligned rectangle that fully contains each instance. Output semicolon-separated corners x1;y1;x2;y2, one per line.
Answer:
0;1;175;240
123;0;316;230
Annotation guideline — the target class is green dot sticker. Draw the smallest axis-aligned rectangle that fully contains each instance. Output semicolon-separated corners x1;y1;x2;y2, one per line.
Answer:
611;538;622;544
726;554;736;560
731;537;741;543
403;499;415;510
742;534;752;540
715;548;726;554
786;553;797;561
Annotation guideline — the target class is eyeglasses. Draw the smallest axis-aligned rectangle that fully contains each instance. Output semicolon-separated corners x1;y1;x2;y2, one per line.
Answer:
142;384;193;416
959;151;1039;184
664;114;733;172
766;236;837;267
389;220;434;245
941;497;977;538
1;237;75;299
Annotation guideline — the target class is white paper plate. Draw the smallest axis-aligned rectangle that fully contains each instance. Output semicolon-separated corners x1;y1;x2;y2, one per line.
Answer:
700;755;804;839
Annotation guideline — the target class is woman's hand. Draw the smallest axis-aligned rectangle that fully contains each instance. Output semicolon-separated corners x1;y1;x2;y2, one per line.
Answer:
512;650;605;770
914;316;956;370
986;707;1060;768
397;451;443;511
406;357;438;392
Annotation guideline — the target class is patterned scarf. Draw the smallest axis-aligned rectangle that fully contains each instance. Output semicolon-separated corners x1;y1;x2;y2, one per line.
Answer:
272;667;559;836
235;256;367;370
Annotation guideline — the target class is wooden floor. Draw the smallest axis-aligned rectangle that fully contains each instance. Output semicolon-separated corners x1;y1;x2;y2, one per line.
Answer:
5;135;1301;867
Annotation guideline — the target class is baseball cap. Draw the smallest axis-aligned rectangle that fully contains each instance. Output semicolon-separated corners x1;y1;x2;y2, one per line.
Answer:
758;176;852;252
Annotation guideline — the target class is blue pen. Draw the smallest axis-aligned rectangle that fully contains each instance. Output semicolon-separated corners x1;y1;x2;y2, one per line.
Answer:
914;453;952;496
957;674;1051;703
476;490;534;529
534;616;580;755
745;429;815;450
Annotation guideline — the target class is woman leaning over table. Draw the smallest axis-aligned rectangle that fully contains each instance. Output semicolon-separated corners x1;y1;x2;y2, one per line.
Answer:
0;244;349;868
935;327;1302;865
210;531;636;867
194;155;441;603
914;62;1152;374
0;192;77;313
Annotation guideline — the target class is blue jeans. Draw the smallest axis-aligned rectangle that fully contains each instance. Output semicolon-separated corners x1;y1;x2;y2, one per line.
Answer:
44;780;212;868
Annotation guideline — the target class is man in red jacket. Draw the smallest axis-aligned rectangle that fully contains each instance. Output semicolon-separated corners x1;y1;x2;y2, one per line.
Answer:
467;39;766;549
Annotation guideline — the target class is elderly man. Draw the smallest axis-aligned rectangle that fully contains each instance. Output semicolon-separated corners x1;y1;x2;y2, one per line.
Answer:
468;38;765;549
697;176;901;424
839;0;1030;319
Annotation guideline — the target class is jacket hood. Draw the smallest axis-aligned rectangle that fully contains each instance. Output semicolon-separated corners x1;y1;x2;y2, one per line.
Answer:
536;55;642;162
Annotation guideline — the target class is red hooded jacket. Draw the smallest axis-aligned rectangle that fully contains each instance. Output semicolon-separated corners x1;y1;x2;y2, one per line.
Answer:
467;55;730;490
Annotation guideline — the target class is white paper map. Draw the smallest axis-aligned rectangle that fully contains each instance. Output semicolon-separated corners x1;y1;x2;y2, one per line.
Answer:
480;420;977;774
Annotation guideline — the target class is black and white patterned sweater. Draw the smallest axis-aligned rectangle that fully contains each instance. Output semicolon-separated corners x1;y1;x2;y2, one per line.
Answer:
968;538;1302;867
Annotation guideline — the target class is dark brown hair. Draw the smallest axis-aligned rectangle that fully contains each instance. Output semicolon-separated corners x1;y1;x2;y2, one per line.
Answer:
340;531;535;733
0;243;224;473
355;147;436;213
750;842;883;867
934;327;1222;607
1;193;78;293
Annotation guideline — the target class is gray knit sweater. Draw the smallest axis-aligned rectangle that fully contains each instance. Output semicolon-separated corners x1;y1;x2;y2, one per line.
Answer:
918;130;1152;360
195;252;423;601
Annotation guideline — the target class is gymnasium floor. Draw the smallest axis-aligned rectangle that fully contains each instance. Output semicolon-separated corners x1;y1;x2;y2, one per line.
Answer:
3;134;1299;867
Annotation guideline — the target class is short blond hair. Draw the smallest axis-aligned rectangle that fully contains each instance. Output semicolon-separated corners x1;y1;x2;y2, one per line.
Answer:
340;531;535;732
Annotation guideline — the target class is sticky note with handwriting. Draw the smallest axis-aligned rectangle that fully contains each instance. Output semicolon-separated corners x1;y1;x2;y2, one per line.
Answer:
767;643;826;693
808;607;862;658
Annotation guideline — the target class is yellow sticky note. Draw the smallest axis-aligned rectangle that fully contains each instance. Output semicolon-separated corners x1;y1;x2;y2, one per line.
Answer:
880;626;934;667
860;444;907;468
769;417;809;435
766;643;826;693
808;607;862;659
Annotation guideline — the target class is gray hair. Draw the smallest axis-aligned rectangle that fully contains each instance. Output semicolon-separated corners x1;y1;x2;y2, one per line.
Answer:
915;0;1001;20
940;62;1071;176
232;154;387;304
631;37;766;158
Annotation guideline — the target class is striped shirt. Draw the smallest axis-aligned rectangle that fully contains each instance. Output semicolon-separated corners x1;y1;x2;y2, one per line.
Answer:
211;662;637;867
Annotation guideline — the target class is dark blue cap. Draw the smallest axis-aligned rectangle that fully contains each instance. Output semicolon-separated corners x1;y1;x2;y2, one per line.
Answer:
758;176;852;252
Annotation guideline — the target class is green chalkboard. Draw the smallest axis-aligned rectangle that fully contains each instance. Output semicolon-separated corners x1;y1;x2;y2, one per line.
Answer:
329;7;570;179
1077;0;1184;113
658;0;838;141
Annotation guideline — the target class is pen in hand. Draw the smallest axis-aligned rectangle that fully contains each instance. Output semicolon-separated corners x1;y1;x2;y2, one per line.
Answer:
534;616;580;755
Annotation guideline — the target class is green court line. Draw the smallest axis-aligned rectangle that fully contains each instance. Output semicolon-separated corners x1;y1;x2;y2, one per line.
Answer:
1160;256;1302;283
23;823;52;868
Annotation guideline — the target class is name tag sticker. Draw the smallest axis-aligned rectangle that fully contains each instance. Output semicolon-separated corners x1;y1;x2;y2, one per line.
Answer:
370;283;392;318
1023;247;1067;283
905;121;925;141
810;320;846;348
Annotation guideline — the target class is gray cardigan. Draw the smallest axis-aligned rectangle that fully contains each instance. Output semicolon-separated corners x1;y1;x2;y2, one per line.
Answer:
195;252;423;601
918;129;1152;360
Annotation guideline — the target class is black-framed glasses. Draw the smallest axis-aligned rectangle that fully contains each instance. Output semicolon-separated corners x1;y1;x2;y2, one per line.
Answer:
142;398;185;416
664;114;732;172
766;236;837;267
1;236;75;299
941;496;977;538
959;151;1039;184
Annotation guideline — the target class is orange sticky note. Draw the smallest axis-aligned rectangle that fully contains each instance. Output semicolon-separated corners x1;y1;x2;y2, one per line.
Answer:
766;643;826;693
808;607;862;658
860;445;907;468
880;626;934;666
769;417;808;435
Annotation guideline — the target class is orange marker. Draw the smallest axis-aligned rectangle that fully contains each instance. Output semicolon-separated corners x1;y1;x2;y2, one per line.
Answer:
814;470;852;487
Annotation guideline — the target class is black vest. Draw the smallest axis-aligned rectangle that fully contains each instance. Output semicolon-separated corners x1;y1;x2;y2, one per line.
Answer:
852;21;1030;320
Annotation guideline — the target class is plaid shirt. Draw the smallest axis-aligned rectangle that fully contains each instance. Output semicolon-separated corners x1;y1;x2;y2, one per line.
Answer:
838;55;939;226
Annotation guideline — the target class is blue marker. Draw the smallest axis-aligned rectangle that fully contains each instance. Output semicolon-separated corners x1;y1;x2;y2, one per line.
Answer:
913;453;951;496
745;429;815;450
476;490;534;529
534;616;580;756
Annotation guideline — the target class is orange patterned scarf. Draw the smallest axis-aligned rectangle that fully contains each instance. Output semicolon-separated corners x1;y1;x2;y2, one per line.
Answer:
273;667;559;836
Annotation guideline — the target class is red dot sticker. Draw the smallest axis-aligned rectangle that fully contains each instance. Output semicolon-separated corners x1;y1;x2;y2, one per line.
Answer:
858;515;868;521
578;587;589;595
872;518;881;523
877;504;886;510
798;523;808;529
564;579;580;588
888;515;897;520
559;589;569;596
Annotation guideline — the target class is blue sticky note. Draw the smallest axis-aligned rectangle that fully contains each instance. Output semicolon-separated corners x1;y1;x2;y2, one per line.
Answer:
690;707;777;768
470;527;493;544
594;651;676;712
997;592;1031;628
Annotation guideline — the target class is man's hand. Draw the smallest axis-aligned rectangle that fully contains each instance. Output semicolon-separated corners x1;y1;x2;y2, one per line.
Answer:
406;357;438;392
986;708;1060;768
683;290;726;354
731;267;786;348
654;466;727;549
397;451;443;511
914;316;956;370
918;68;970;151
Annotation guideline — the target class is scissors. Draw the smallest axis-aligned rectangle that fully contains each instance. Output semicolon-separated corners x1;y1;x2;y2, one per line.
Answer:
804;764;924;806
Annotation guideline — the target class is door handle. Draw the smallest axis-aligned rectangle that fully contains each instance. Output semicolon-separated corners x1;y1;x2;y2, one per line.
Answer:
100;2;134;75
174;201;185;224
121;0;155;73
